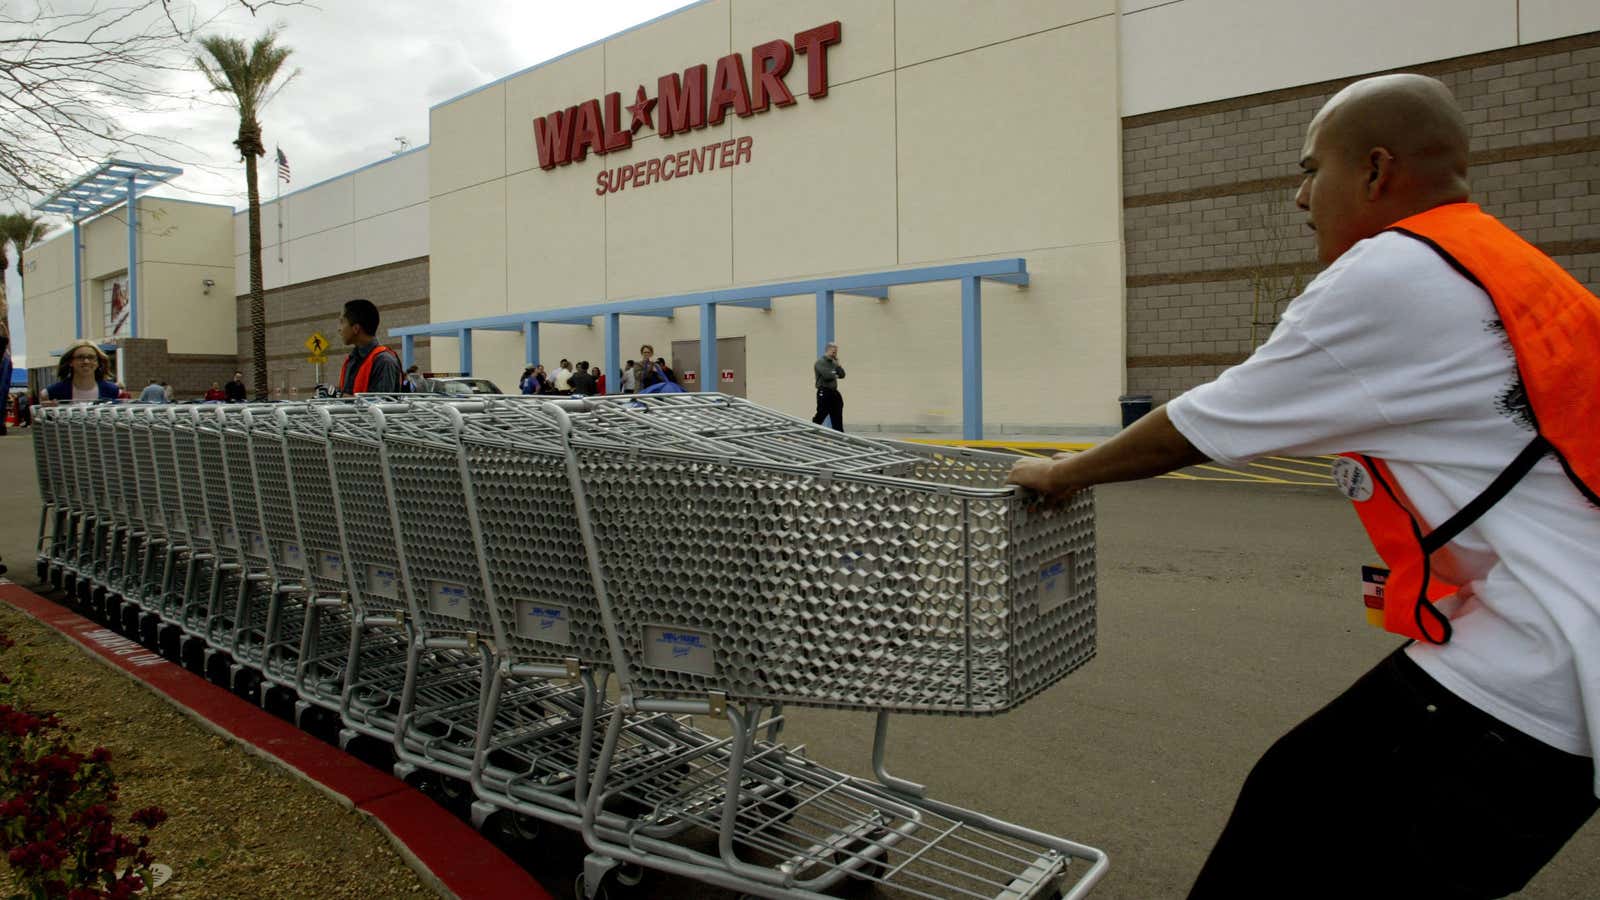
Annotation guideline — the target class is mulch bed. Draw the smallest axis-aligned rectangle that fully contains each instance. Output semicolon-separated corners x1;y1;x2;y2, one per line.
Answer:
0;604;434;898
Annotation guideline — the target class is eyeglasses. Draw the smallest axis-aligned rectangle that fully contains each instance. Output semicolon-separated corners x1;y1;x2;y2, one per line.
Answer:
71;354;99;362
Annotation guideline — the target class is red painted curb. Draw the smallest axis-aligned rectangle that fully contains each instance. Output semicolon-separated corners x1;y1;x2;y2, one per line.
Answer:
0;582;553;900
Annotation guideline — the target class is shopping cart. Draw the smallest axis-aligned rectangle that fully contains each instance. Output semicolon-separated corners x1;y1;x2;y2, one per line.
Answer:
544;395;1107;900
239;405;313;709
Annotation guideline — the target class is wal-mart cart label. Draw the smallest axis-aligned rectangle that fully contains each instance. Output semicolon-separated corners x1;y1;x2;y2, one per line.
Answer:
644;626;716;676
515;600;571;645
429;581;471;619
1038;554;1076;614
364;564;399;599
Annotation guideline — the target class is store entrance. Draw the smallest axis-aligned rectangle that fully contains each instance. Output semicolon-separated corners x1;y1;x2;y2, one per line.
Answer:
671;336;746;398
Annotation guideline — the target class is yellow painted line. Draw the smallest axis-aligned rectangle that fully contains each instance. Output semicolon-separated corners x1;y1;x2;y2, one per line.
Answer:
1315;455;1341;461
1008;447;1053;457
912;439;1098;451
1266;456;1333;469
1188;463;1287;483
1158;470;1201;480
1249;462;1335;480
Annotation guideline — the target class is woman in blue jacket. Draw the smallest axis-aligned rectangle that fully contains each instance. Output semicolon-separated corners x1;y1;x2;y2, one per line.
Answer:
40;340;120;405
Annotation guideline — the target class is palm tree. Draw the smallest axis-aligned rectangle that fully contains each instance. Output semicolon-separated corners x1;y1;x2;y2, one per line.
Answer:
197;30;295;399
0;211;50;340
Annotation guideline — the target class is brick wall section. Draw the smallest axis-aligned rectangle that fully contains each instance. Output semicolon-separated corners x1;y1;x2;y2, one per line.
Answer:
233;257;431;396
1123;33;1600;404
103;337;236;400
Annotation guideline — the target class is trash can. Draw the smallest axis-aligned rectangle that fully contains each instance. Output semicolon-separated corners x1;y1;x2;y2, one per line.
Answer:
1118;394;1153;428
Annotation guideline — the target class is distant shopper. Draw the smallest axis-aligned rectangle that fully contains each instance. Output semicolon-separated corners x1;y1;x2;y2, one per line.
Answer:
654;357;678;386
337;298;402;394
138;377;165;403
405;364;425;393
40;339;120;405
638;345;664;389
520;366;539;395
552;359;573;395
812;342;845;431
161;381;173;402
204;382;226;402
14;392;29;429
569;361;597;396
224;371;247;402
621;360;638;394
0;335;10;435
594;369;606;396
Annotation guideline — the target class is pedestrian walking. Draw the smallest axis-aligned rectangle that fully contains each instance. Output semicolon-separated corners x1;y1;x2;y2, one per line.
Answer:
811;342;845;431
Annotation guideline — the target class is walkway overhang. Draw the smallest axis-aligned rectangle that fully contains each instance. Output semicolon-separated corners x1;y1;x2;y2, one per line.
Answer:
390;258;1030;439
33;160;184;342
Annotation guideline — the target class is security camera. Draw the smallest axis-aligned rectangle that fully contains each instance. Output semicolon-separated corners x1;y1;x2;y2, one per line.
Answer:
202;278;216;287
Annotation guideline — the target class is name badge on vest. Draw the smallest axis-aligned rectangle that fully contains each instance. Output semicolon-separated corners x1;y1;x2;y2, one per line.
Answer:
1361;565;1389;629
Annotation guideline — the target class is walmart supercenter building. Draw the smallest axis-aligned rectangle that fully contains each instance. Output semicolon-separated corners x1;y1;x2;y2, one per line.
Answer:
21;1;1600;437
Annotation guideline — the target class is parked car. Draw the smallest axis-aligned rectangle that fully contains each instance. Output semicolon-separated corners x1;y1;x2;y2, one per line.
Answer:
423;376;503;395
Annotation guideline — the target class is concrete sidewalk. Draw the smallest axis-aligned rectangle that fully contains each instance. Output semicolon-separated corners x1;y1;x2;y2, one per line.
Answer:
3;428;1595;899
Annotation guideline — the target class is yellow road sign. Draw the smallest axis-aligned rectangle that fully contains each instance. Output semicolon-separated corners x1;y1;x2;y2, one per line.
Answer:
307;353;327;365
305;332;329;355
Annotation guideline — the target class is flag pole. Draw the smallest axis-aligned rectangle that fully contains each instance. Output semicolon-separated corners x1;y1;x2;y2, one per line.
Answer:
275;145;283;264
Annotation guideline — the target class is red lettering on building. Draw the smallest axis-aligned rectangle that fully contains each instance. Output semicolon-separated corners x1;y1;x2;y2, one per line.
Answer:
750;40;796;112
707;53;753;125
534;106;576;170
538;21;840;171
594;137;757;197
793;22;842;99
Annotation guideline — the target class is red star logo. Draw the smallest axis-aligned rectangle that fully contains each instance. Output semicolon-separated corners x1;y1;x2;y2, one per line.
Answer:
626;85;656;134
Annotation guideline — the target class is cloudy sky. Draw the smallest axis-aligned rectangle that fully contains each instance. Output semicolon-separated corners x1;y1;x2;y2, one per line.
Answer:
7;0;695;358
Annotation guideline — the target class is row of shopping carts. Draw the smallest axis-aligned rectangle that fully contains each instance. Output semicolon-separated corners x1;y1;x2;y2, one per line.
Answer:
31;393;1106;899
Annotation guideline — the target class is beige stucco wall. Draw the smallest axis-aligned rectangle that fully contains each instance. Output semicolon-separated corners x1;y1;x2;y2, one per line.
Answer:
235;146;430;296
430;0;1126;430
22;198;237;359
1119;0;1600;115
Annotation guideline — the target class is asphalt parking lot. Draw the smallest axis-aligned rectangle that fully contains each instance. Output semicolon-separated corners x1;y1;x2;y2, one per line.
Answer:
1;429;1594;899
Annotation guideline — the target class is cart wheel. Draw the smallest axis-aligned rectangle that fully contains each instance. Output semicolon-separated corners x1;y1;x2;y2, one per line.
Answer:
613;862;645;888
840;827;891;884
490;810;541;846
573;871;610;900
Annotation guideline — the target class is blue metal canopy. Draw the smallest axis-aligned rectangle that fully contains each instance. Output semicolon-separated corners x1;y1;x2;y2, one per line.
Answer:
390;258;1030;439
33;159;184;341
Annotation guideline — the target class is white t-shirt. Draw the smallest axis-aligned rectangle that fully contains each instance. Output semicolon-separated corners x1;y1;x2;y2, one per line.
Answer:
1168;231;1600;791
553;367;572;391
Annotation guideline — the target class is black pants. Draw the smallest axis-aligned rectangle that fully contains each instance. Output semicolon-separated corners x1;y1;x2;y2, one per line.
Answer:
1190;647;1597;899
812;387;843;431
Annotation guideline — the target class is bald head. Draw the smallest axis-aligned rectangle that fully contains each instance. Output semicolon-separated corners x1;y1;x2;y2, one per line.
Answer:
1312;74;1470;199
1296;74;1472;263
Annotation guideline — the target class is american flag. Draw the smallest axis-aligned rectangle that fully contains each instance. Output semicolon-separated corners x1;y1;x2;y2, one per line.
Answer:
276;146;291;184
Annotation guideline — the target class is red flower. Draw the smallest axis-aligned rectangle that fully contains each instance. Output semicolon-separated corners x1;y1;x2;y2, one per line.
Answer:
128;806;167;829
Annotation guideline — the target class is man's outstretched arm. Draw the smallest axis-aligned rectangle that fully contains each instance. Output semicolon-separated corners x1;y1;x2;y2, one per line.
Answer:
1007;404;1209;498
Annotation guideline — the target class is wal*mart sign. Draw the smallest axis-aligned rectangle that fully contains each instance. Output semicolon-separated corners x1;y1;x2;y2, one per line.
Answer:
533;21;841;187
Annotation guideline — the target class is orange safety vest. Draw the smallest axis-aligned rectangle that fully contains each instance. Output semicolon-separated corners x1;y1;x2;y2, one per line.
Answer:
339;343;398;394
1335;203;1600;644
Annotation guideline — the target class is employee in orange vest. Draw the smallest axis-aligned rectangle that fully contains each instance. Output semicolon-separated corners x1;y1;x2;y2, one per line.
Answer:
1011;73;1598;897
337;298;402;394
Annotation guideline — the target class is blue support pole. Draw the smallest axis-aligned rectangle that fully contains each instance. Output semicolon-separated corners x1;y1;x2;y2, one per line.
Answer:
815;290;834;358
71;212;83;339
961;276;982;440
401;334;415;369
699;303;718;393
458;328;473;375
604;313;620;395
126;177;139;338
523;321;540;366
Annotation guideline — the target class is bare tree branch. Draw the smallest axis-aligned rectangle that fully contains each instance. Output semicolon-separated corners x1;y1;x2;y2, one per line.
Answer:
0;0;311;208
